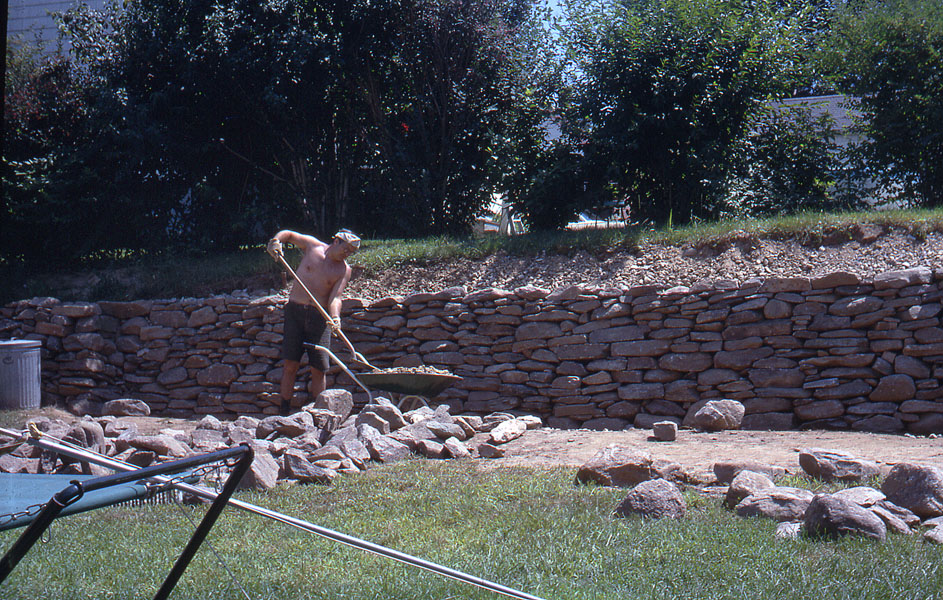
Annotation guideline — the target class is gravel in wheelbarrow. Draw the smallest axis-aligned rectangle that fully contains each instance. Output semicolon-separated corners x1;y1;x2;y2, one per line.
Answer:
355;367;461;397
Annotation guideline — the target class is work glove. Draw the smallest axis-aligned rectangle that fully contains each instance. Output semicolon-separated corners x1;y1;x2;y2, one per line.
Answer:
267;237;283;259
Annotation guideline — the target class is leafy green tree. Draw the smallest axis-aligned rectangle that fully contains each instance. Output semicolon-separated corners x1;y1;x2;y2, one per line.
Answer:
823;0;943;206
720;105;857;218
61;0;368;246
347;0;554;235
54;0;549;243
2;44;169;262
558;0;829;226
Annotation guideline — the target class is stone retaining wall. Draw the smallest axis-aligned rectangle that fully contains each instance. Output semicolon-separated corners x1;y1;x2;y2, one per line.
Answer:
2;267;942;433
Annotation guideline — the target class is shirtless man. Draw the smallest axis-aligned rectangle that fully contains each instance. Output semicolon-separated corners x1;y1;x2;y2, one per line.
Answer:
267;229;360;415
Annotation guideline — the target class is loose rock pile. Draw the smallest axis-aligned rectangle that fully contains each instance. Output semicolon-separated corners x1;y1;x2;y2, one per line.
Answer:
580;443;943;544
0;390;542;490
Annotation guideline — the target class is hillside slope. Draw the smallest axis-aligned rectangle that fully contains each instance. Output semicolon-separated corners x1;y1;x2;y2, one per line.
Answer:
343;229;943;301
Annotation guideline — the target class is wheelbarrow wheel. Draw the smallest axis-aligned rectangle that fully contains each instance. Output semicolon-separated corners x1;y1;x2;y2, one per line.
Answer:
397;395;427;412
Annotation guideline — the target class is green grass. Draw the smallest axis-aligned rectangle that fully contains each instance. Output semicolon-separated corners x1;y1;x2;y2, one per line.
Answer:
3;207;943;304
1;460;940;600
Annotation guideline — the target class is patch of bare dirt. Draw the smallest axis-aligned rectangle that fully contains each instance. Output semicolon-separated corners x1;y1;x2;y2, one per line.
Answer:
488;427;943;473
344;230;943;302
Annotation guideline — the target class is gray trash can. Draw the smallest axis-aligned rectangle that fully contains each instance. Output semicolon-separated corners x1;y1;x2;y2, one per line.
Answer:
0;339;42;410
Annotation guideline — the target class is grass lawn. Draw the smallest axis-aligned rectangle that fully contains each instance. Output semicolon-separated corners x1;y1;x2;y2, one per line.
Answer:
1;459;941;599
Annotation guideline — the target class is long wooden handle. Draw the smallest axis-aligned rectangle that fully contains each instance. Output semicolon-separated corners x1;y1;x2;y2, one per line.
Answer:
274;252;377;370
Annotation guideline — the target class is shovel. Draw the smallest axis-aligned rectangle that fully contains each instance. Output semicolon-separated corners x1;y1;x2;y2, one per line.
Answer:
272;251;380;371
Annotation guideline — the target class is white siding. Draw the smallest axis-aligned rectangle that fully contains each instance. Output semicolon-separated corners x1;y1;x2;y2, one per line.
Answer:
7;0;107;50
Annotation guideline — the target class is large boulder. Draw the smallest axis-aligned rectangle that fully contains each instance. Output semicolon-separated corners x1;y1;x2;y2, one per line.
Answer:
575;446;655;487
713;460;786;484
881;462;943;518
798;448;881;483
735;487;814;522
693;400;745;431
126;434;191;457
615;479;686;519
724;470;775;510
804;494;887;541
103;398;151;417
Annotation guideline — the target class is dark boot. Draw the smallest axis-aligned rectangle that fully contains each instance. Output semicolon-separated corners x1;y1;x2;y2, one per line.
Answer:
280;398;292;416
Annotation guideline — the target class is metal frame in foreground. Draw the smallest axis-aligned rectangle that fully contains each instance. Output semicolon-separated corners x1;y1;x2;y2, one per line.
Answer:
0;426;548;600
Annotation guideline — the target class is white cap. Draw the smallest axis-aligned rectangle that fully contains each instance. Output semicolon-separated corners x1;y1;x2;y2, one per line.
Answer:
334;229;360;251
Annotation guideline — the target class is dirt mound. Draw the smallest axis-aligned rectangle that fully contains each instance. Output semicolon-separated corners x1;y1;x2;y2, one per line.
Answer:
344;230;943;302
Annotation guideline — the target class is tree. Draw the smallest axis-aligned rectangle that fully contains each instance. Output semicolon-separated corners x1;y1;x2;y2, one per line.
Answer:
46;0;551;245
348;0;554;235
60;0;370;246
720;104;857;219
2;44;166;262
558;0;830;226
823;0;943;207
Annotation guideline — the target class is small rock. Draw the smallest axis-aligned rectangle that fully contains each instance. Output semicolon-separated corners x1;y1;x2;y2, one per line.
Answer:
355;411;391;435
652;421;678;441
489;419;527;444
237;451;280;491
417;439;447;459
924;525;943;544
615;479;686;519
313;389;354;422
426;420;467;441
364;435;411;463
477;443;505;458
443;437;471;459
196;415;223;431
282;449;336;484
775;522;803;539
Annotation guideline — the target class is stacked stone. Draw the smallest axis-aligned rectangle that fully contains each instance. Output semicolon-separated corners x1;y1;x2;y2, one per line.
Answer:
1;293;287;417
2;267;941;432
342;267;943;433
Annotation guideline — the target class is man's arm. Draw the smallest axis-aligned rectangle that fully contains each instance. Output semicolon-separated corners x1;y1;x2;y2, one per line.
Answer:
326;265;352;327
272;230;322;251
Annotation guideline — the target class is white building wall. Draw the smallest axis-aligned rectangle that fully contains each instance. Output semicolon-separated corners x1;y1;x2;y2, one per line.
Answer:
7;0;107;50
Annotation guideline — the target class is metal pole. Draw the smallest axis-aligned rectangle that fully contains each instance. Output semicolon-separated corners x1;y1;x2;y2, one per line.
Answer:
310;344;374;404
0;427;548;600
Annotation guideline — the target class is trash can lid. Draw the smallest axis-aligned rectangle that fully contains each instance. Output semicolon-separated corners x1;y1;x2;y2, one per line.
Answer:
0;339;41;349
